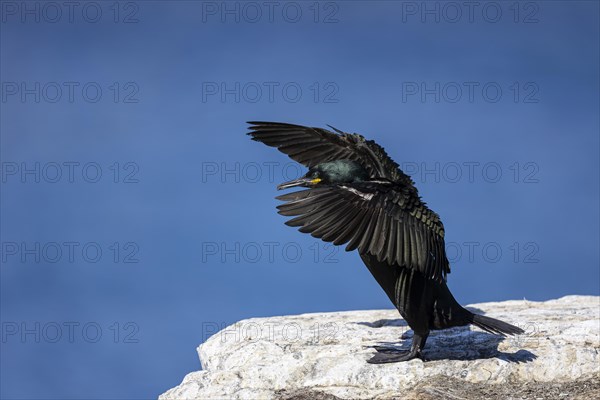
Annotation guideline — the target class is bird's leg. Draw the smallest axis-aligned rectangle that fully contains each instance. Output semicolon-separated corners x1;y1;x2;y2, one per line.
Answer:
367;332;429;364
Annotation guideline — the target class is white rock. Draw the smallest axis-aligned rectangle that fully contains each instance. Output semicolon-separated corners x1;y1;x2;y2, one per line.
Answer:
160;296;600;399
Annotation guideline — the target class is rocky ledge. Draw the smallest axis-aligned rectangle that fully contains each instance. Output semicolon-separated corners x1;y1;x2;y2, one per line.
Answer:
160;296;599;399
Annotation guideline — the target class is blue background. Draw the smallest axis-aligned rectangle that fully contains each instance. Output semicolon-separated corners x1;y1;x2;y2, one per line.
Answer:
1;1;598;399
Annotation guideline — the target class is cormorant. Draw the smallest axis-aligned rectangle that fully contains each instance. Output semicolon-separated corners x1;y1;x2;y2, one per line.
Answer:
247;121;524;363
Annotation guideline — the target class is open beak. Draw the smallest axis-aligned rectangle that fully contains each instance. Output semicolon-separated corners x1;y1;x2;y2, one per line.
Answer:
277;177;319;190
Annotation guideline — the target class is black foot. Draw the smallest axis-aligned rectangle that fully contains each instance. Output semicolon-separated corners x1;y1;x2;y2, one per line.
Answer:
367;331;429;364
372;345;405;354
367;349;422;364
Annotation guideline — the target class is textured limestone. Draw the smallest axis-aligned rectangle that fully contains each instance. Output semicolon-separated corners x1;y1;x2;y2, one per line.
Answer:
160;296;600;399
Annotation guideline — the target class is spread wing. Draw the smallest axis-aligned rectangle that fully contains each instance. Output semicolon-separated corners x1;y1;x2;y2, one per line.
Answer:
247;121;413;185
276;182;450;282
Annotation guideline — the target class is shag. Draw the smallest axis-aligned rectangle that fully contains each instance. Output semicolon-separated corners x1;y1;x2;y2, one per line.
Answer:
247;121;523;363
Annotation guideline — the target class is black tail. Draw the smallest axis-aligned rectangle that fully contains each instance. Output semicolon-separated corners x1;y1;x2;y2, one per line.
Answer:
470;314;524;336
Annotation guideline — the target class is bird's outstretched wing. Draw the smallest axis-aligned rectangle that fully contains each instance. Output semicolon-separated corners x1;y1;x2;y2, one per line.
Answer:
276;182;450;282
247;121;413;184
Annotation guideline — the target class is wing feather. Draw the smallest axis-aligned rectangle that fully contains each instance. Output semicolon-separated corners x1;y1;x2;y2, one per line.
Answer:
345;209;373;252
276;183;450;282
248;121;413;183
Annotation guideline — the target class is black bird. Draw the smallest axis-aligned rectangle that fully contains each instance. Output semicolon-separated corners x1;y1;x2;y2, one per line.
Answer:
247;121;524;363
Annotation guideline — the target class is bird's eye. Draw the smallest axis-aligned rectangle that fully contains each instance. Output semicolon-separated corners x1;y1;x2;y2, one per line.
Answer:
312;172;319;178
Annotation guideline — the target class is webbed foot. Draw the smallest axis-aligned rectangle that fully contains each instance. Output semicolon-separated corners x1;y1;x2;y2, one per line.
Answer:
367;348;422;363
367;332;429;364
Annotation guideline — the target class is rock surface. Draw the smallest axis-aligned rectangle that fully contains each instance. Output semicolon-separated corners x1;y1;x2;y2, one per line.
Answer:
160;296;600;399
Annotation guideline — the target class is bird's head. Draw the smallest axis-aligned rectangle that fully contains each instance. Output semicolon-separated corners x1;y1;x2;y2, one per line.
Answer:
277;160;369;190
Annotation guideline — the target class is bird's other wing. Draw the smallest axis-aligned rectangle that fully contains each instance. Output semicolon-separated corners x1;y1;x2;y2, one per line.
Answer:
276;182;450;282
247;121;413;184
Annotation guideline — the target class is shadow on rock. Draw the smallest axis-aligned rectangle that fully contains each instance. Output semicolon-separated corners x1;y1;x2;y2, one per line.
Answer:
357;318;408;328
361;324;537;363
